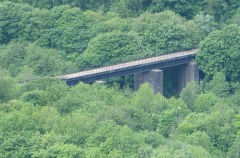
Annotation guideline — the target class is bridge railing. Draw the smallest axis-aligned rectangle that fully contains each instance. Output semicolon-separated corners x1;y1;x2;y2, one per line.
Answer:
59;49;198;80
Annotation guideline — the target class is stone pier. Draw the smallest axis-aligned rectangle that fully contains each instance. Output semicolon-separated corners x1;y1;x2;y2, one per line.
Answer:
177;62;199;93
134;62;199;95
134;69;163;94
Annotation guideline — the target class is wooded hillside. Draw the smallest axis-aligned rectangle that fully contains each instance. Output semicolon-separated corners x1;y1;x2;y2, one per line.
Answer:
0;1;240;157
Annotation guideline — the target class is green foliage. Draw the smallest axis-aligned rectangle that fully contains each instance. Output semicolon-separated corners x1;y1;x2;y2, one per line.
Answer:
91;17;132;35
53;114;97;145
16;66;36;83
133;11;186;34
133;11;193;53
109;0;143;18
177;107;236;152
86;123;144;156
234;114;240;134
173;146;212;158
32;142;84;158
95;105;135;128
77;31;151;69
0;2;33;44
1;1;240;157
180;81;201;111
138;145;153;158
204;72;230;97
227;136;240;158
19;77;69;107
149;0;203;19
0;77;18;102
194;11;217;39
228;7;240;26
0;42;77;77
19;77;67;94
0;42;26;76
142;131;166;148
20;90;47;106
0;67;10;77
177;131;215;153
55;83;119;113
133;83;155;112
204;0;240;21
0;76;239;157
47;7;91;54
185;20;202;47
196;24;240;82
194;93;218;112
0;130;39;157
143;22;193;53
151;141;212;158
157;109;176;137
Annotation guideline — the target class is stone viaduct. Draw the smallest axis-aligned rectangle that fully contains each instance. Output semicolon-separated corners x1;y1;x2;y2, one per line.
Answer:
58;49;199;94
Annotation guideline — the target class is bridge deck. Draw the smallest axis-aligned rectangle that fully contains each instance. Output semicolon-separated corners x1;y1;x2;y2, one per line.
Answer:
59;49;198;81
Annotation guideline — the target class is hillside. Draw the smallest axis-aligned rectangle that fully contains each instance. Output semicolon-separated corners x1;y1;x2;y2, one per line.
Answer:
0;0;240;157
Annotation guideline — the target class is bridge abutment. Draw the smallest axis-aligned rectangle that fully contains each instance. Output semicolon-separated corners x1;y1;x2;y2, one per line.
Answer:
134;69;163;94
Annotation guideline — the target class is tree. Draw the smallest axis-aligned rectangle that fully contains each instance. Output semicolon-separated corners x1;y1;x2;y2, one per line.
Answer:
157;108;176;137
23;43;77;76
76;31;150;69
142;131;166;148
53;7;91;54
227;136;240;158
177;107;236;152
196;24;240;82
32;143;84;158
204;0;240;21
204;72;230;97
149;0;203;19
132;11;193;54
234;114;240;135
228;7;240;26
18;8;47;42
16;66;36;83
0;42;26;76
194;93;218;112
133;11;185;36
194;11;217;39
109;0;144;18
20;90;47;106
86;123;144;156
0;77;18;102
177;131;216;153
91;17;132;36
180;81;201;111
0;2;33;44
0;67;10;77
143;22;193;53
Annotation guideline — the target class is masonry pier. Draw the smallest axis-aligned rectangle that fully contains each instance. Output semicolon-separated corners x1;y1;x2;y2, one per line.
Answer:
134;69;163;94
177;62;199;92
134;62;199;95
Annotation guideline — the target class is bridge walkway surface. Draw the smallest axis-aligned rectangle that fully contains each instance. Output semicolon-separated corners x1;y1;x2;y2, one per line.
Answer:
58;49;198;84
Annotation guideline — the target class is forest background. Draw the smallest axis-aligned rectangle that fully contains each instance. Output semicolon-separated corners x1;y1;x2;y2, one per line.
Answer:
0;0;240;157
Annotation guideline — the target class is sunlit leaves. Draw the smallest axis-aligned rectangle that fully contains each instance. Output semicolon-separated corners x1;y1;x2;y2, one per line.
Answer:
196;24;240;82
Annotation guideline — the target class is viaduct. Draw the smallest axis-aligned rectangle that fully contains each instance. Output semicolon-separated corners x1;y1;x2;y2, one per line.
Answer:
58;49;199;94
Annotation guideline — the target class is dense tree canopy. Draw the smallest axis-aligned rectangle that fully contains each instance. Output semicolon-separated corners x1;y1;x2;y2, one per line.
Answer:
0;80;239;157
77;31;151;69
1;0;240;157
196;24;240;82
